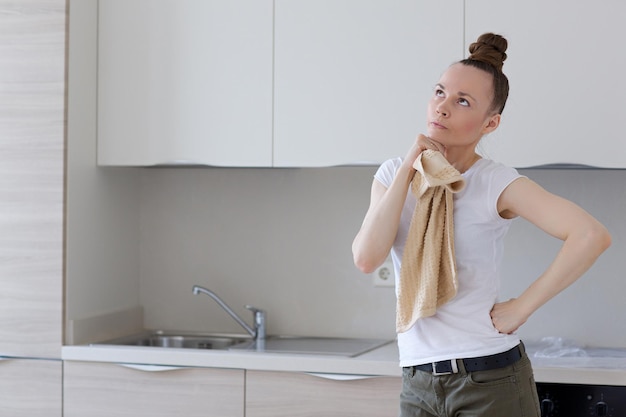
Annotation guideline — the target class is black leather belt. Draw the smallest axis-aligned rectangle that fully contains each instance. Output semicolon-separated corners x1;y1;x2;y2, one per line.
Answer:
410;344;523;376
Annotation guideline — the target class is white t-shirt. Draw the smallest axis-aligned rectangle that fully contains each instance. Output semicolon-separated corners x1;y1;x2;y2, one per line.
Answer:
374;157;525;367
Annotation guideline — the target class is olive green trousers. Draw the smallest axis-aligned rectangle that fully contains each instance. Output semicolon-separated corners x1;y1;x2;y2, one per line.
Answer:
399;348;540;417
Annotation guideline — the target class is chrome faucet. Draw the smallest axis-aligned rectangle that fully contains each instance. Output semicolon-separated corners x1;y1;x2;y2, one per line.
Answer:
192;285;266;341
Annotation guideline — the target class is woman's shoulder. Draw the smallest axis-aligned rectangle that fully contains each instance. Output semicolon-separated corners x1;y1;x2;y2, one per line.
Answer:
470;157;520;179
374;157;403;186
379;157;403;171
467;158;524;191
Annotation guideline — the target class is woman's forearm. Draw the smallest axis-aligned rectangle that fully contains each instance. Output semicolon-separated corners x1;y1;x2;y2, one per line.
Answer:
352;164;414;273
353;135;443;273
491;216;611;334
517;218;611;319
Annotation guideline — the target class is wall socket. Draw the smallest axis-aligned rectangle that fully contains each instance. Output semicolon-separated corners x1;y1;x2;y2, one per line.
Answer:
373;260;395;287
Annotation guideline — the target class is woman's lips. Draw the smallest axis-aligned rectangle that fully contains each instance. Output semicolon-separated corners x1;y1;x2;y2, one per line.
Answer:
430;121;447;129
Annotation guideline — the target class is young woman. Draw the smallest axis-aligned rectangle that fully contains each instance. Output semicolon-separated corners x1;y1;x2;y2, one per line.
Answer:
352;33;611;416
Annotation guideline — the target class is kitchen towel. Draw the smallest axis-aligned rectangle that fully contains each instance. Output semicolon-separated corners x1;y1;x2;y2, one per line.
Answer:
397;150;466;333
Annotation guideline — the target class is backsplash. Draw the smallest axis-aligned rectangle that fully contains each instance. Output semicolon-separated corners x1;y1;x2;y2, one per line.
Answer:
138;167;396;340
138;166;625;347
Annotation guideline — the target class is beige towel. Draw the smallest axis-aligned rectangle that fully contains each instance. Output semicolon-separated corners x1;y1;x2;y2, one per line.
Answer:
396;150;466;333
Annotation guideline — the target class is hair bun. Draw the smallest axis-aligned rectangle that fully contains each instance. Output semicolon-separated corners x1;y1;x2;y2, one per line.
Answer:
468;33;508;72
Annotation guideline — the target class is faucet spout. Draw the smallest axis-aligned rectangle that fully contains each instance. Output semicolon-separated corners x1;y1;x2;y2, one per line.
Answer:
192;285;265;340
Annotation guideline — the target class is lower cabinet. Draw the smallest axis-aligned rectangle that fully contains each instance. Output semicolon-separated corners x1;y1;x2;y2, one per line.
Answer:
246;370;401;417
0;358;62;417
63;361;245;417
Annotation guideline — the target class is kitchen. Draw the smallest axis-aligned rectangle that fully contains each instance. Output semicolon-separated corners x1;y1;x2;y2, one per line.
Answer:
1;0;626;416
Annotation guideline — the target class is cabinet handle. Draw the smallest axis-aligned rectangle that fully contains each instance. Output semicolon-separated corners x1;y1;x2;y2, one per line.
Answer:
305;372;379;381
153;160;203;166
119;364;185;372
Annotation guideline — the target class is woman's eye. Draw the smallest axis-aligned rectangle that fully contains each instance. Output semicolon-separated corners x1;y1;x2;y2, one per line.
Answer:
435;89;444;97
458;98;470;107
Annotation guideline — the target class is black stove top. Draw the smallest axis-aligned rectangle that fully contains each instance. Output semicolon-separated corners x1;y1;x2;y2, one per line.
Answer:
536;382;626;416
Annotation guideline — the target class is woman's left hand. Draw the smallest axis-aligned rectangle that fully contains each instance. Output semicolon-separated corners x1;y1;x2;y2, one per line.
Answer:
490;298;528;334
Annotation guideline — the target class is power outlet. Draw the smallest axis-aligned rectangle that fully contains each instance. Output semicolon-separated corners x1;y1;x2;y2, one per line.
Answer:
373;260;395;287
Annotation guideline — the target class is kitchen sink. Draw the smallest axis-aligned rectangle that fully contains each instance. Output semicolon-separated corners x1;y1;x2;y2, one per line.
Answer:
93;330;393;357
92;330;252;350
229;335;392;357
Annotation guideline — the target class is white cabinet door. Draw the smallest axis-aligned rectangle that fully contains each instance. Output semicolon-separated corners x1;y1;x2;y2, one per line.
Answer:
273;0;464;167
97;0;274;167
466;0;626;168
0;359;62;417
64;361;245;417
246;370;401;417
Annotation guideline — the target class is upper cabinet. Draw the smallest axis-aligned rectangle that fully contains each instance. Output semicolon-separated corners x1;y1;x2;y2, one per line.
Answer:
97;0;463;167
273;0;464;167
96;0;626;168
97;0;274;166
466;0;626;168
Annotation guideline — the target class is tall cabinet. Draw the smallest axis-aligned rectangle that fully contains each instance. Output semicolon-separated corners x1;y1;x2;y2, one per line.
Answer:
0;0;65;416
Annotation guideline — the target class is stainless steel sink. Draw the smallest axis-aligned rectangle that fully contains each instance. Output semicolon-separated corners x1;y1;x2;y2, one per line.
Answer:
92;330;251;350
229;336;392;357
93;330;393;357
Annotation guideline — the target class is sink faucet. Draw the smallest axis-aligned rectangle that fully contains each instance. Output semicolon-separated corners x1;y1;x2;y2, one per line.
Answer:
192;285;266;341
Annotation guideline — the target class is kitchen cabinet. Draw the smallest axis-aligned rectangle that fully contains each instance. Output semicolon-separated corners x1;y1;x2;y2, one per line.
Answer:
96;0;626;168
465;0;626;168
99;0;463;167
0;0;64;358
0;359;62;417
273;0;464;167
246;370;401;417
0;0;66;417
0;0;65;415
64;361;245;417
97;0;273;167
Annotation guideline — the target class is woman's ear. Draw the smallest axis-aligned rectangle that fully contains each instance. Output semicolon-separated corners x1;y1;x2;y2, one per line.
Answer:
482;113;501;134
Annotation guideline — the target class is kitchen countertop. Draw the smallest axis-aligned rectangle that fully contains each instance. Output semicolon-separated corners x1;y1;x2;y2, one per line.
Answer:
62;341;626;386
62;341;401;377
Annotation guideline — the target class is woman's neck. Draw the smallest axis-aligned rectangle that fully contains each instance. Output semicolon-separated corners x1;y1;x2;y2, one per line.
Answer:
444;148;482;173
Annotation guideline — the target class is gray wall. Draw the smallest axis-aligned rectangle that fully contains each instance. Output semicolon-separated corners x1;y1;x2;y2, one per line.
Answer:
138;166;625;348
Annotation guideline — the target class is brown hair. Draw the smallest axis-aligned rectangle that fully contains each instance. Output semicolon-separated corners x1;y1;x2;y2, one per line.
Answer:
459;33;509;115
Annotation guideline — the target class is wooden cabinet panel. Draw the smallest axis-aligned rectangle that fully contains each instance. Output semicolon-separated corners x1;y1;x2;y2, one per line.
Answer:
97;0;274;167
0;359;62;417
0;0;65;358
246;370;401;417
466;0;626;168
64;361;245;417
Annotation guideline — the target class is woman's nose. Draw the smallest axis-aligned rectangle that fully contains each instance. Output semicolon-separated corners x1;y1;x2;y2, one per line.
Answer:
436;103;449;117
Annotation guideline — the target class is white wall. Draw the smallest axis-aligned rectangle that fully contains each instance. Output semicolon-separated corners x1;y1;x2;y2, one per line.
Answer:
65;0;141;343
138;166;626;347
138;167;396;340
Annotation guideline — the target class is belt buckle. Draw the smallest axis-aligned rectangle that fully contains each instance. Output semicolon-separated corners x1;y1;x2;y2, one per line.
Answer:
432;360;459;376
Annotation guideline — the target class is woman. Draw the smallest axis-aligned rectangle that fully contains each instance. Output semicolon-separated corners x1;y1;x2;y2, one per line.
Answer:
352;33;611;416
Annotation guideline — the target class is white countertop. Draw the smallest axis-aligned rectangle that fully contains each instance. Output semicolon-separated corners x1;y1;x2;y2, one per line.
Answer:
62;341;626;385
62;341;401;376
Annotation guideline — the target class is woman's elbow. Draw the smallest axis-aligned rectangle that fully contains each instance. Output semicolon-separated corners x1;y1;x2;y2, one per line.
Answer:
352;245;385;274
352;234;390;274
595;224;612;252
353;252;379;274
586;220;612;254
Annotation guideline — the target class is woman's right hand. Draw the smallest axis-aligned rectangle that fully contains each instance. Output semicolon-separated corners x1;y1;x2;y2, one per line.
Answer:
401;134;446;175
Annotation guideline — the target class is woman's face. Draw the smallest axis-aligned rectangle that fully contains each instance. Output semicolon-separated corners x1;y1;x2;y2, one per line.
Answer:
426;63;499;149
